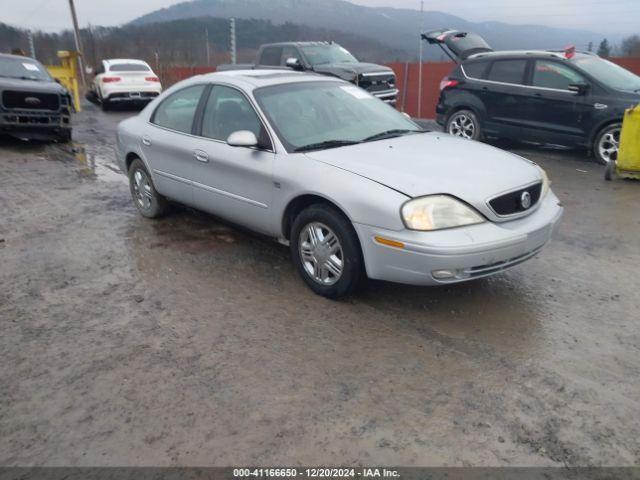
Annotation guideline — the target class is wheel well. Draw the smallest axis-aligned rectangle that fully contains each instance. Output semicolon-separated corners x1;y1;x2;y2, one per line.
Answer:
590;120;622;147
125;153;140;172
445;105;479;125
282;194;347;240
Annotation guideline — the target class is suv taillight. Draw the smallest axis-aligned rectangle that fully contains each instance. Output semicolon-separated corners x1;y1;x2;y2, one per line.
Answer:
145;76;160;83
103;77;121;83
440;77;459;91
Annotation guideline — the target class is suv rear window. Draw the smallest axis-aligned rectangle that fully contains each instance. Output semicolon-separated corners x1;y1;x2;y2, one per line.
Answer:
463;61;488;79
487;60;527;84
109;63;150;72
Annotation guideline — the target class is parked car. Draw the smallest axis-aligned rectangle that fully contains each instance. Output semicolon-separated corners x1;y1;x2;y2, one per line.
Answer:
116;70;563;298
92;59;162;111
0;53;72;142
219;42;398;105
424;29;640;164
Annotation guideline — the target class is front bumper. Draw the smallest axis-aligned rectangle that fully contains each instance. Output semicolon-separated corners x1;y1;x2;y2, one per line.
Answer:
371;88;399;104
354;191;564;286
0;109;71;140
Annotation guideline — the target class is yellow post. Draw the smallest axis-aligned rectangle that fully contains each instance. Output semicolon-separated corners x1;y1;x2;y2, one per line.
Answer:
46;51;82;112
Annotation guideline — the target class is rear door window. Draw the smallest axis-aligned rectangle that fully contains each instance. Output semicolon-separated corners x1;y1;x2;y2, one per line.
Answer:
152;85;206;134
532;60;586;90
487;60;527;85
463;61;489;79
260;47;283;66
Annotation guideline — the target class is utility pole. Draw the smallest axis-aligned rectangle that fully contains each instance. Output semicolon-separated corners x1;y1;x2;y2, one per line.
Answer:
28;30;36;59
417;0;424;118
205;27;211;66
230;18;237;65
68;0;86;87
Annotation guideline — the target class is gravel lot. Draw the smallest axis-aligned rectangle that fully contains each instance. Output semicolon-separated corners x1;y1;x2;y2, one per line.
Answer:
1;103;639;467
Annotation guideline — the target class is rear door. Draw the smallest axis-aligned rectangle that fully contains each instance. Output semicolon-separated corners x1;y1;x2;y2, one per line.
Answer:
423;29;493;60
142;84;207;205
189;84;275;234
481;58;530;138
521;59;594;144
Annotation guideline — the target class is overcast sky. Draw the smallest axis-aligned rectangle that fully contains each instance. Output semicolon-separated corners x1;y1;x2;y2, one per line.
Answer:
3;0;639;35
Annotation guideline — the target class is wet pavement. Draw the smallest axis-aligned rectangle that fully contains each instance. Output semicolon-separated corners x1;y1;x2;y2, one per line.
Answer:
0;103;639;467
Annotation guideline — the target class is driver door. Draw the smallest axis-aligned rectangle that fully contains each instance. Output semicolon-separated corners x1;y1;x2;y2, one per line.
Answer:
190;85;275;235
521;60;594;144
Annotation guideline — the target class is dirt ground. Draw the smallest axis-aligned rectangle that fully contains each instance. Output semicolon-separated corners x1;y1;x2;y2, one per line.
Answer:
1;103;639;467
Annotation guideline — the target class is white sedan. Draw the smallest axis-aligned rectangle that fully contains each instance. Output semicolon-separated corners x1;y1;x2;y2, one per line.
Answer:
93;59;162;111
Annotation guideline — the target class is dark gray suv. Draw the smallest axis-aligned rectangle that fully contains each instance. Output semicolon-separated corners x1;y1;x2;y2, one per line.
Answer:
424;29;640;164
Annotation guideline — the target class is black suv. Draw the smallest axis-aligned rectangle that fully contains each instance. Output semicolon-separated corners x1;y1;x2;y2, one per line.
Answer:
424;29;640;164
0;53;72;143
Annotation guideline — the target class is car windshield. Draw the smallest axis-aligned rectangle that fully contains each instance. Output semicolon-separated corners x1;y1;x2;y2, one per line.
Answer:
254;81;422;153
109;63;151;72
300;45;358;66
0;56;52;81
572;56;640;92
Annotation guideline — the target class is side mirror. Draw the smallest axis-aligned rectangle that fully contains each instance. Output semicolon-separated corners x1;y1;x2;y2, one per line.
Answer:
402;112;411;119
568;83;589;96
285;57;303;71
227;130;259;148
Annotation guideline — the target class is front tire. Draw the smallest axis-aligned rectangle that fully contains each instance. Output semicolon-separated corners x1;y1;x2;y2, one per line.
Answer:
57;129;72;143
594;123;621;165
290;204;365;299
446;109;482;141
128;159;168;218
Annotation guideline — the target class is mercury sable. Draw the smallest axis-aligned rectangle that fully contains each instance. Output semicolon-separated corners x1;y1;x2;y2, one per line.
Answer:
116;70;563;298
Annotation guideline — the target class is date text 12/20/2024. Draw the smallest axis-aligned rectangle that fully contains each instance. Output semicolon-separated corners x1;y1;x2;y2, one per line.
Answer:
233;469;400;478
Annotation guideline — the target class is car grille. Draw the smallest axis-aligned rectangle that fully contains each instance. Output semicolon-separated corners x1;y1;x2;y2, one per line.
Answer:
2;90;60;111
358;73;396;93
489;182;543;216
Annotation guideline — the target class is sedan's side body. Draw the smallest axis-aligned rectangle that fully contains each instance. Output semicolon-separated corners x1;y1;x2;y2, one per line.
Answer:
117;70;563;297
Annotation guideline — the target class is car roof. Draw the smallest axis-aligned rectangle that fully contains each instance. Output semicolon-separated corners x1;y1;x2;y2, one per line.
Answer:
196;69;343;89
0;53;39;61
104;59;150;65
467;50;596;61
261;41;335;48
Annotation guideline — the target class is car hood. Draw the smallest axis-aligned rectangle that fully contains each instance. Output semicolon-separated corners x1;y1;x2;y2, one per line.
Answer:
305;132;542;218
0;77;67;95
313;62;394;80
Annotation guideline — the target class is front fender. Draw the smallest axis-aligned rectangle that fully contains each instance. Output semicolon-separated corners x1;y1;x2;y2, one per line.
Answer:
273;155;410;237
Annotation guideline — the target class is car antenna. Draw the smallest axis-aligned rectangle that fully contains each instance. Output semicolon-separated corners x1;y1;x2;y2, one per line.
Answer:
420;33;460;64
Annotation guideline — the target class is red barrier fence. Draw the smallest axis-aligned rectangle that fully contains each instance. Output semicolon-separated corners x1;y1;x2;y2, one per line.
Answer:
162;57;640;119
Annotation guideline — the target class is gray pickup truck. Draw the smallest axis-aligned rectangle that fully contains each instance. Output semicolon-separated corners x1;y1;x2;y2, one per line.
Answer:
219;42;398;105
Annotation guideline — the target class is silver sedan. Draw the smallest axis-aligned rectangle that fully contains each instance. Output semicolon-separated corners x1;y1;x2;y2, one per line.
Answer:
116;70;563;298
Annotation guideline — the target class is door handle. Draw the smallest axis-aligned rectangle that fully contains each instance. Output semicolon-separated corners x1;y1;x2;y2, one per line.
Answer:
141;136;152;146
193;150;209;163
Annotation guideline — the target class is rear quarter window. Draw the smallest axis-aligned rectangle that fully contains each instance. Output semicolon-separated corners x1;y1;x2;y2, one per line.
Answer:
463;61;489;79
487;59;527;85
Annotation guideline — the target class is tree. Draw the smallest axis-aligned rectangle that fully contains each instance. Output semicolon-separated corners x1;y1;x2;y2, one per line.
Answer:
597;38;611;57
620;35;640;57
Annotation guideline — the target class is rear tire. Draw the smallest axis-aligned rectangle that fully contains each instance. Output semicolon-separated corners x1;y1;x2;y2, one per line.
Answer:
128;159;168;218
594;123;621;165
101;97;111;112
446;109;483;141
290;204;365;299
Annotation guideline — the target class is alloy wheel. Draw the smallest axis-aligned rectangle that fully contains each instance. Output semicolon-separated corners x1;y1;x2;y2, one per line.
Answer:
448;113;476;139
598;127;621;164
133;169;153;210
298;222;344;286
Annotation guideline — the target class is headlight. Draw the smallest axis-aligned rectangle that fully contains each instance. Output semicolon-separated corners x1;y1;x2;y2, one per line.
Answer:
537;165;550;198
401;195;485;231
